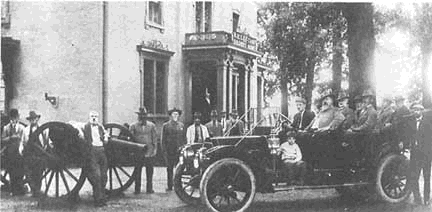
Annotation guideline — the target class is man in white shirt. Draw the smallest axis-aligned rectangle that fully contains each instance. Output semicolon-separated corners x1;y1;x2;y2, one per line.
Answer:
186;112;210;144
83;111;109;207
278;131;306;185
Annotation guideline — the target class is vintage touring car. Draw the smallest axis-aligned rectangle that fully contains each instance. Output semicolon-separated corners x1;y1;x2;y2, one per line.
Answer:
174;116;413;212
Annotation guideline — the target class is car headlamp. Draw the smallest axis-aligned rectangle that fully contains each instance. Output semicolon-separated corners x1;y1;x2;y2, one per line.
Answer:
183;147;195;158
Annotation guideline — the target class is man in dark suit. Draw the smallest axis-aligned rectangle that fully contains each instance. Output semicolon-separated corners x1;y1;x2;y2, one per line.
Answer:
161;108;185;192
291;97;315;130
409;103;431;206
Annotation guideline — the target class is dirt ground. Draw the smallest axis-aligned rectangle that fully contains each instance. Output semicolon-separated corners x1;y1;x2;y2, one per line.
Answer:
0;167;430;212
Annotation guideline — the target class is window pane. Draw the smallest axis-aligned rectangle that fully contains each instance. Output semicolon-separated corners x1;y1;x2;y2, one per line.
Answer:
233;13;239;32
204;2;212;32
155;61;166;114
195;2;203;32
149;1;162;25
144;59;155;113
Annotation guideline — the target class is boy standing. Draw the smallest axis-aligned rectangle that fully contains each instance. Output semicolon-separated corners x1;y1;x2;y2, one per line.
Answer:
278;131;306;185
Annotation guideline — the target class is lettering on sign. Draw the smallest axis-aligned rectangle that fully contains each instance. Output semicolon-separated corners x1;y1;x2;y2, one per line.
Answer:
188;33;218;41
141;40;169;51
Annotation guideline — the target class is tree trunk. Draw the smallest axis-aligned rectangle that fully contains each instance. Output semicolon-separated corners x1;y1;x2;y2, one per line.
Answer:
421;41;432;108
280;77;289;117
332;23;343;96
343;3;376;103
305;60;315;110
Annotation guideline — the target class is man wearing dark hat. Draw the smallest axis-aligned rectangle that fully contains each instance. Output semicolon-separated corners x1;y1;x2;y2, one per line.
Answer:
376;95;395;131
161;108;185;191
348;90;377;132
1;109;26;196
408;103;431;206
338;95;355;130
205;110;223;137
186;112;210;144
291;97;315;130
225;110;245;136
21;111;50;197
130;107;157;194
305;94;345;132
82;110;109;206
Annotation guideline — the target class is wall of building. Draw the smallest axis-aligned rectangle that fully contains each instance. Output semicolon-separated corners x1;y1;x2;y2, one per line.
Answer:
1;1;103;123
105;1;193;125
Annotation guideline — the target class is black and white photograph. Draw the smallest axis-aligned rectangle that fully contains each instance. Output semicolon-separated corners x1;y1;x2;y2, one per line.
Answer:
0;1;431;211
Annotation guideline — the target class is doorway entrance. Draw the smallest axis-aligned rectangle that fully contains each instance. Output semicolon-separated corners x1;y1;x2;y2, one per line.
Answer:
191;61;217;124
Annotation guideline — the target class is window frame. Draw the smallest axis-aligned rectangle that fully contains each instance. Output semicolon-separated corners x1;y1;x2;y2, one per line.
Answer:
145;1;164;33
141;55;169;115
1;1;11;28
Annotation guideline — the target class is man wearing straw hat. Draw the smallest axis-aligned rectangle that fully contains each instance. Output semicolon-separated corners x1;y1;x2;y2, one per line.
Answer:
161;107;185;191
21;111;50;197
130;107;157;194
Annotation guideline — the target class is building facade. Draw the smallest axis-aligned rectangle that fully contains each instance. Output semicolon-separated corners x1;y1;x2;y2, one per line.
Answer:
1;1;265;131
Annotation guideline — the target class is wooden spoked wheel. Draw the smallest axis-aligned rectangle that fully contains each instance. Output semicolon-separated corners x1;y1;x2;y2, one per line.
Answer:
104;123;139;195
28;122;86;198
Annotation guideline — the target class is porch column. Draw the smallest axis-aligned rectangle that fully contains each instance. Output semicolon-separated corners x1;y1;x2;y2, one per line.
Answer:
216;61;227;114
243;68;249;129
228;62;233;113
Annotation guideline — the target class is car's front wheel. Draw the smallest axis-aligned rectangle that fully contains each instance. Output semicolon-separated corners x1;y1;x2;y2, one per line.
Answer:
200;158;256;212
375;153;410;203
173;163;201;205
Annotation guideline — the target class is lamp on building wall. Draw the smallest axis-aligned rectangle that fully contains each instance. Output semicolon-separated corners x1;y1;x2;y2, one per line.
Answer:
45;92;59;108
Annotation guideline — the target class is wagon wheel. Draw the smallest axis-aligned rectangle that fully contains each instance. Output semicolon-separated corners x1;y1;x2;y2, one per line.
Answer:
104;123;139;195
200;158;256;212
28;122;87;199
174;163;201;205
375;153;410;203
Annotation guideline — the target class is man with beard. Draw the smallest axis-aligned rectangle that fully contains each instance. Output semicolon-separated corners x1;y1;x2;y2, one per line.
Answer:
161;108;185;192
408;103;431;206
186;112;210;144
291;97;315;131
304;94;345;132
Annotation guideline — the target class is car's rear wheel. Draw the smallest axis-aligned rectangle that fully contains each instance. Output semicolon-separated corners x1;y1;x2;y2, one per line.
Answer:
174;163;201;205
375;153;410;203
200;158;256;212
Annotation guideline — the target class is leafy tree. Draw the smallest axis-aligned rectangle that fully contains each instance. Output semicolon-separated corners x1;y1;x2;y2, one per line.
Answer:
259;2;335;116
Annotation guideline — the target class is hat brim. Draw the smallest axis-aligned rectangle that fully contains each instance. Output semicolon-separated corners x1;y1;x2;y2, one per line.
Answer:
168;109;182;115
26;115;41;120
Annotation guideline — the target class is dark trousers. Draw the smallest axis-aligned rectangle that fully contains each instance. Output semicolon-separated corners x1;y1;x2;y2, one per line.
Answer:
5;143;25;195
25;158;44;196
283;160;307;182
135;157;154;193
409;148;431;203
166;155;179;190
85;146;108;203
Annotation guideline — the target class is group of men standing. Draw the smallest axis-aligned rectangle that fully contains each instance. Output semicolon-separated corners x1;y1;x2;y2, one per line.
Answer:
283;91;431;206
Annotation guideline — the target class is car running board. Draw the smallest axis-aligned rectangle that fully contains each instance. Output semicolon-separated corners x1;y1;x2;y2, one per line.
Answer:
273;182;371;192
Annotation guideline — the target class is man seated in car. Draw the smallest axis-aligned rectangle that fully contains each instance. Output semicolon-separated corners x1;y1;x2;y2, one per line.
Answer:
347;90;378;133
304;94;345;132
278;131;306;185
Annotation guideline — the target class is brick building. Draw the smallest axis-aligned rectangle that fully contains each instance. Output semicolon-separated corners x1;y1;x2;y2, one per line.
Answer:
1;1;266;133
